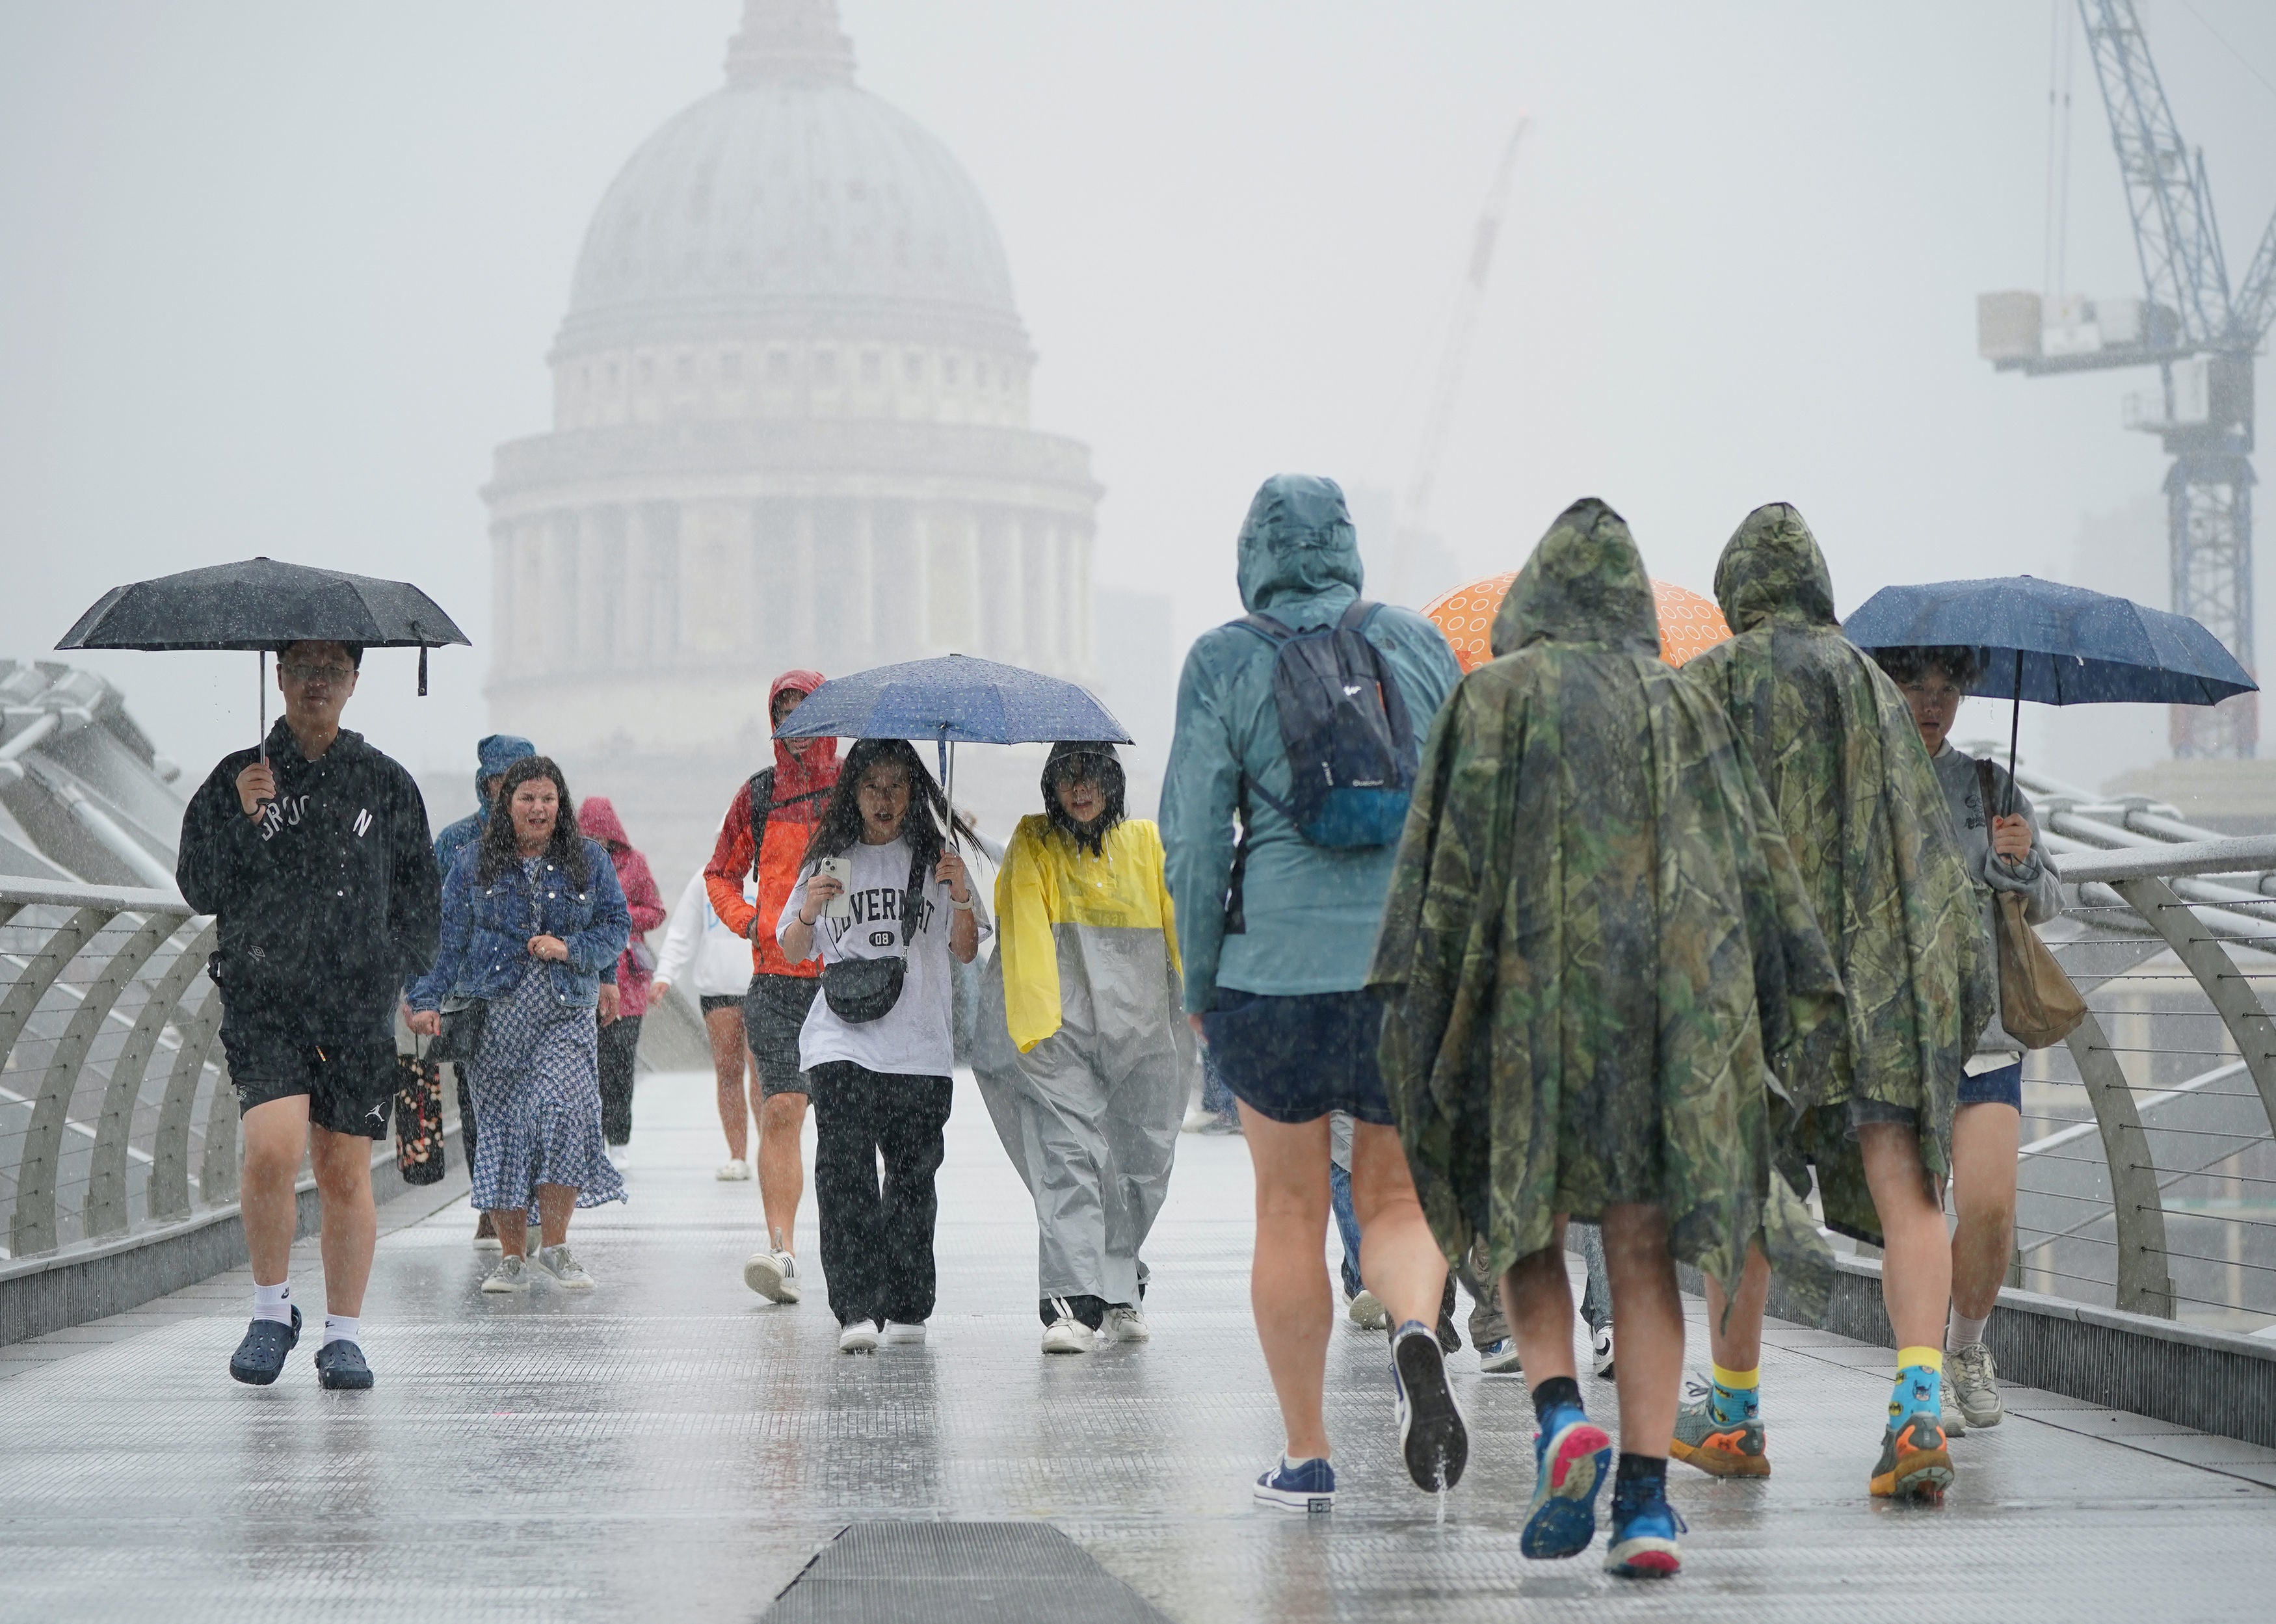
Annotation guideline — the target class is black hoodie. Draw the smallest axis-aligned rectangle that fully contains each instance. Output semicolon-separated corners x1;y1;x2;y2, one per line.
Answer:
178;720;440;1041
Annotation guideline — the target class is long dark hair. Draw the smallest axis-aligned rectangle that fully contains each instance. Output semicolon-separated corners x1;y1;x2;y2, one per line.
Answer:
1041;741;1126;856
477;755;589;887
799;739;975;878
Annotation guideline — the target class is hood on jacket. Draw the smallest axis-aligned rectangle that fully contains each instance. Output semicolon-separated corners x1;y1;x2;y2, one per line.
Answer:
1235;474;1364;614
1714;503;1840;635
475;734;535;808
1492;498;1661;659
768;668;839;813
1040;740;1127;856
577;795;633;855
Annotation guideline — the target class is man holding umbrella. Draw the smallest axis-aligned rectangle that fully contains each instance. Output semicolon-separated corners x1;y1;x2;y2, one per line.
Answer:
178;640;440;1390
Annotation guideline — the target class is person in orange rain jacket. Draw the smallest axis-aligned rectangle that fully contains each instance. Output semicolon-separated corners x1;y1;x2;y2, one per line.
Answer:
703;670;840;1305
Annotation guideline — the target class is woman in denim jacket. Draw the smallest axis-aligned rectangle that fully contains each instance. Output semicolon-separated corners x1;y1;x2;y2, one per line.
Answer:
409;757;630;1292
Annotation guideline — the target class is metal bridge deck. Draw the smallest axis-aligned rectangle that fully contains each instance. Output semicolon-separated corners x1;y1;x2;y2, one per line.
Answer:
3;1072;2272;1623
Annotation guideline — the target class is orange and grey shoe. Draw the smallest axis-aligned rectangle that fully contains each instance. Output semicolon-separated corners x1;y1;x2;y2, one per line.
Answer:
1669;1391;1769;1479
1870;1412;1953;1504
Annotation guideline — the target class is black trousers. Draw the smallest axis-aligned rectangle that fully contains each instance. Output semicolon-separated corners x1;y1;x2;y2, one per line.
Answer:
598;1015;642;1145
808;1061;953;1328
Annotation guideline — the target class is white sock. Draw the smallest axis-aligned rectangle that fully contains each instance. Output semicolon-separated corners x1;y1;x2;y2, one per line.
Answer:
1948;1307;1991;1350
1284;1452;1328;1470
252;1281;292;1326
321;1315;361;1348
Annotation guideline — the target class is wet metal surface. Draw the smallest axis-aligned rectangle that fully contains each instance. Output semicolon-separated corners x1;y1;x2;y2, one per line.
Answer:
1;1071;2273;1622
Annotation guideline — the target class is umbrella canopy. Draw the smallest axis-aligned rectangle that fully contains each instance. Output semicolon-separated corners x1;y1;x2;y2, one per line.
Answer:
773;654;1132;747
57;557;470;654
1422;572;1732;673
1842;577;2255;707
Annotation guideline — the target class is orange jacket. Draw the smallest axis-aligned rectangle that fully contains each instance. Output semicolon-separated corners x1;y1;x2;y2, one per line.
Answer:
703;774;828;979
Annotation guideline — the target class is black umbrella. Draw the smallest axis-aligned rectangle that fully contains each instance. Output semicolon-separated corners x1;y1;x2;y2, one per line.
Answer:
57;557;471;763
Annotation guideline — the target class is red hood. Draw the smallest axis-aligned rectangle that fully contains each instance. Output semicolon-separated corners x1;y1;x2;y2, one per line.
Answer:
576;796;632;853
769;669;839;817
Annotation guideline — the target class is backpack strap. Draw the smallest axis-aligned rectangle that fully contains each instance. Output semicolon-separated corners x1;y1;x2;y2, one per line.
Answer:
900;846;929;948
1225;601;1379;834
746;768;775;882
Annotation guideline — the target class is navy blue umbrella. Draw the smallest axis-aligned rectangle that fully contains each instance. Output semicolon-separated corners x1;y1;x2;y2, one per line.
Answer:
1844;575;2256;809
773;654;1131;831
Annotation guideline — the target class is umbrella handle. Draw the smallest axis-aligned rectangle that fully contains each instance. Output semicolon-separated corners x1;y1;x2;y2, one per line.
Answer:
258;650;269;770
2004;649;2021;821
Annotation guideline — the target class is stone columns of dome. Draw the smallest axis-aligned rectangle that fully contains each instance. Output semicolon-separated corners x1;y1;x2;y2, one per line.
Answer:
1023;515;1062;674
1065;525;1094;678
541;510;581;675
576;509;613;671
630;502;681;671
978;507;1024;664
678;501;752;662
488;521;516;683
922;506;980;653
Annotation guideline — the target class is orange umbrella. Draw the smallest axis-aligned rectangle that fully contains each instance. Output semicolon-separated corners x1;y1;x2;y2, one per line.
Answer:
1421;573;1732;673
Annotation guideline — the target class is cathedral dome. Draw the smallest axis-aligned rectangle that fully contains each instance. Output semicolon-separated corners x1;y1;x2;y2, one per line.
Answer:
556;0;1025;360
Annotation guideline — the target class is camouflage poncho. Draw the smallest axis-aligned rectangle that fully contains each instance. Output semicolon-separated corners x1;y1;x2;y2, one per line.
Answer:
1682;504;1993;1220
1368;499;1844;1300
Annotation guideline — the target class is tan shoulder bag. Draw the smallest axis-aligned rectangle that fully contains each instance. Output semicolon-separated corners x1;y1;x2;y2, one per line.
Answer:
1975;758;2085;1049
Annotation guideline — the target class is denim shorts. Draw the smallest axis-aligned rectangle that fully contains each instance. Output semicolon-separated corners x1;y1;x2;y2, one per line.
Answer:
1200;988;1394;1126
1957;1060;2024;1111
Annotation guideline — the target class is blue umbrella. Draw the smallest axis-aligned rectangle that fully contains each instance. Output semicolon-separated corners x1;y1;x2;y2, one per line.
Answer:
1844;575;2256;809
773;653;1131;831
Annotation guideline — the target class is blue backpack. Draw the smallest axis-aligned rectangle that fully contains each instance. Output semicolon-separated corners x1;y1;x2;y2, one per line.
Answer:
1236;599;1420;848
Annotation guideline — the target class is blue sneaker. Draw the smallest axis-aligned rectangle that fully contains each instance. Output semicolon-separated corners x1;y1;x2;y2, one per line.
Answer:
1477;1336;1523;1375
1390;1322;1469;1491
1254;1456;1335;1512
1604;1488;1686;1577
1520;1405;1613;1559
313;1339;374;1391
228;1305;302;1386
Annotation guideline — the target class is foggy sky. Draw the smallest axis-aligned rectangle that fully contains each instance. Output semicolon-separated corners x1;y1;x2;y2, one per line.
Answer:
3;0;2274;797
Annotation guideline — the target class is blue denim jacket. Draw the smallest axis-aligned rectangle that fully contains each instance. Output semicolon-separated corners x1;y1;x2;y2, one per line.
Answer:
407;837;630;1011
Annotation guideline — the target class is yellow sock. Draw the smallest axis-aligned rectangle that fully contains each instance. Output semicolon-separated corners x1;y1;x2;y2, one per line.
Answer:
1896;1346;1944;1374
1710;1362;1760;1391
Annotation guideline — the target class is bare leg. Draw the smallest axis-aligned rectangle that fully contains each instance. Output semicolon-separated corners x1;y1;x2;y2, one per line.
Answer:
1949;1102;2020;1320
1702;1244;1771;1372
491;1207;527;1259
308;1125;376;1317
1859;1123;1952;1352
759;1091;809;1252
1501;1215;1578;1385
1237;1105;1334;1460
238;1095;310;1288
536;1183;577;1249
706;1007;749;1160
1599;1204;1684;1455
1347;1121;1447;1330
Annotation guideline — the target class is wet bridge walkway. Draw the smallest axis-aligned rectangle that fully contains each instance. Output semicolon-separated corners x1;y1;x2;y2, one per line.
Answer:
3;1073;2273;1623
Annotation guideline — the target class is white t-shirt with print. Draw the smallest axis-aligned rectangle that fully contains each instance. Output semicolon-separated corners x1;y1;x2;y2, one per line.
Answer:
776;835;990;1079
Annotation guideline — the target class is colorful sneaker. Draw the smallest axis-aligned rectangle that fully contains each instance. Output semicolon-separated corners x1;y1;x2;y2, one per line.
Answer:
1869;1412;1953;1504
1669;1383;1769;1478
1604;1487;1686;1578
1477;1336;1523;1375
1254;1456;1335;1512
1390;1323;1469;1491
228;1306;301;1385
1947;1342;2004;1430
1520;1407;1613;1560
313;1339;374;1391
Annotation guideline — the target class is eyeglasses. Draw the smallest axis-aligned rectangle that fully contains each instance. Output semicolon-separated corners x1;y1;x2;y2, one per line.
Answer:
281;662;355;685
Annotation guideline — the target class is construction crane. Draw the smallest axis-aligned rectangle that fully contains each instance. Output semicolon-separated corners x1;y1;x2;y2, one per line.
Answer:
1386;117;1528;605
1979;0;2276;757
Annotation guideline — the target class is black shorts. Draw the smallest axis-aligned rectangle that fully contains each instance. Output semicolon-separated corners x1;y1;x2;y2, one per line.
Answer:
743;973;819;1098
1201;988;1395;1126
221;1028;398;1140
699;993;742;1015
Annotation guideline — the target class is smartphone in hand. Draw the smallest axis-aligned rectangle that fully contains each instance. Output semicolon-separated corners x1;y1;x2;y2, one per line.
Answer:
815;856;855;920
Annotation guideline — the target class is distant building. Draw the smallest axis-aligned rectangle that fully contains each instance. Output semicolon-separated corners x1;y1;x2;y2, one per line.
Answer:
484;0;1101;882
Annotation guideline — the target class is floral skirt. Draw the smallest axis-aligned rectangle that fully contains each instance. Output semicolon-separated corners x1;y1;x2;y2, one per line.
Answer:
470;970;626;1218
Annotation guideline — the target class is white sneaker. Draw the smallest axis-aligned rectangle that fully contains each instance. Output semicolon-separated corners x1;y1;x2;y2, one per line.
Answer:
1041;1300;1095;1354
534;1244;596;1290
1102;1305;1151;1342
1345;1289;1389;1331
881;1320;927;1344
1590;1322;1617;1379
605;1143;628;1168
481;1254;530;1293
1947;1341;2005;1428
715;1159;752;1181
1180;1102;1214;1133
838;1319;881;1354
743;1248;802;1303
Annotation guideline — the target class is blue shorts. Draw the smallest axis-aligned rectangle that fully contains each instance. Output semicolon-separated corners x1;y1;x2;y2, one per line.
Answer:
1200;988;1394;1127
1957;1060;2023;1111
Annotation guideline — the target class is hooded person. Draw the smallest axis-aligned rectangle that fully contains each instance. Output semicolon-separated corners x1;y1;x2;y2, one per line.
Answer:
435;735;536;874
972;742;1195;1354
576;796;667;1151
1368;497;1844;1577
1161;473;1466;1515
704;670;841;1298
1675;503;1992;1502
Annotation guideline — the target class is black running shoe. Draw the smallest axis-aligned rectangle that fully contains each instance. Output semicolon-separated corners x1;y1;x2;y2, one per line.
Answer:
314;1339;374;1391
229;1305;301;1385
1391;1323;1470;1491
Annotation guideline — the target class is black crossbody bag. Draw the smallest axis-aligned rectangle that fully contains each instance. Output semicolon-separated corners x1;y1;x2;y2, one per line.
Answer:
819;850;929;1023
